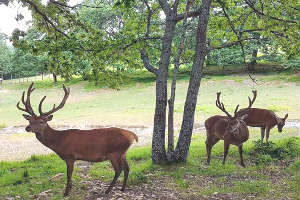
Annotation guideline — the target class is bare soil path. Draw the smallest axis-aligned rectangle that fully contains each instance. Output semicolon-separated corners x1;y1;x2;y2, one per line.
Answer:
0;121;299;161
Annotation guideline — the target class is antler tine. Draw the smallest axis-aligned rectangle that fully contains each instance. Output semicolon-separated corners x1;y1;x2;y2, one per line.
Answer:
24;82;36;116
215;92;232;117
234;104;240;116
38;96;47;115
16;82;37;116
39;84;70;116
247;90;257;109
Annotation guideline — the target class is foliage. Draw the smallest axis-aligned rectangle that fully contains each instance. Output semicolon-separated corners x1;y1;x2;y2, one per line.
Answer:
0;33;48;79
252;138;300;164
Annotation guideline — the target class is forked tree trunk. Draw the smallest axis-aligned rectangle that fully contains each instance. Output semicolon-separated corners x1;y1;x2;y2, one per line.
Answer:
167;0;193;161
152;14;177;163
174;0;212;162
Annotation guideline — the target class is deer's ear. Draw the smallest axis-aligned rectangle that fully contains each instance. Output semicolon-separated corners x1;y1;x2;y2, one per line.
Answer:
23;114;32;121
240;114;248;121
283;113;288;121
45;115;53;122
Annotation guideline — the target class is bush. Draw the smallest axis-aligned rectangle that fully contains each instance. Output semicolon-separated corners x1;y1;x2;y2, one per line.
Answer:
251;138;300;164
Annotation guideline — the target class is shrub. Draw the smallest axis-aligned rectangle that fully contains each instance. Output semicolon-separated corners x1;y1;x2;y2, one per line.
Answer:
251;138;300;164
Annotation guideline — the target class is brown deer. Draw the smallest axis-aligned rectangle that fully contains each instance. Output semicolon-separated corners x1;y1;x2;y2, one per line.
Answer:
205;92;250;167
236;108;288;143
235;90;288;142
17;83;138;196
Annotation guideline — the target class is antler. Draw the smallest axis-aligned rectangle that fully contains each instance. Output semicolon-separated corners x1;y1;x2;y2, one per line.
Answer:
216;92;235;117
16;82;37;117
247;90;257;109
38;84;70;116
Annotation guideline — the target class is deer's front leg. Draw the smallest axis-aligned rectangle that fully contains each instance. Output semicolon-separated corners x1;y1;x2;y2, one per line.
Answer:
238;145;245;167
260;127;265;142
266;127;271;143
64;159;75;197
222;141;230;165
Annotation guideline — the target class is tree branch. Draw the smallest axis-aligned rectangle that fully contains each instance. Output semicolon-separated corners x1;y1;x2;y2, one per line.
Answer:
244;0;298;24
22;0;69;38
208;37;257;51
175;7;203;22
158;0;171;14
139;0;159;75
50;0;104;9
140;49;158;75
217;0;246;63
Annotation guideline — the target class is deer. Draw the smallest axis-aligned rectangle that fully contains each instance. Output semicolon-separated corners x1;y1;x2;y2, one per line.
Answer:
16;83;138;196
205;92;250;167
236;90;288;143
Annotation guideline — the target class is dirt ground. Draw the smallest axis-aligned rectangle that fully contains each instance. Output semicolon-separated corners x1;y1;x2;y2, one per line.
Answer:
0;121;299;161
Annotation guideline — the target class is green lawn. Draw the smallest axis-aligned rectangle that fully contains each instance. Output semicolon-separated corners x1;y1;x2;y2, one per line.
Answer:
0;130;299;199
1;64;300;127
1;64;300;199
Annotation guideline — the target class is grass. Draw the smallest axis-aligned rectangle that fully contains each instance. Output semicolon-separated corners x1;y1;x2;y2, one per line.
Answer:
1;64;300;127
1;63;300;199
0;123;7;130
1;131;299;199
0;154;84;199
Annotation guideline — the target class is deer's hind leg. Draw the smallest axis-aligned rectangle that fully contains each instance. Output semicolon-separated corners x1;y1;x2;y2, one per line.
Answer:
121;157;130;192
206;135;220;165
106;154;122;194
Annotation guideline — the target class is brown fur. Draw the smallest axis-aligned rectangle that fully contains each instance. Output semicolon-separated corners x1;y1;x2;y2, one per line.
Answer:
236;108;288;142
17;83;138;196
205;115;249;167
204;91;251;167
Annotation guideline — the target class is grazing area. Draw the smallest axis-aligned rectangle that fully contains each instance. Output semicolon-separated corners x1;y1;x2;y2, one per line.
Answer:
1;66;300;128
0;130;299;199
0;0;299;199
1;68;300;199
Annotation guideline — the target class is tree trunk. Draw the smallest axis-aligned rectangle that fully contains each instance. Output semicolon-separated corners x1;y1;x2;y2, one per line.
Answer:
248;49;258;72
167;0;193;161
206;39;211;65
152;13;176;163
53;73;57;82
174;0;212;162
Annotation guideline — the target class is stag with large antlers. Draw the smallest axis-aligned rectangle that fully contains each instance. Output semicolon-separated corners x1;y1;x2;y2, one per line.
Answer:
17;83;138;196
205;92;249;167
236;90;288;142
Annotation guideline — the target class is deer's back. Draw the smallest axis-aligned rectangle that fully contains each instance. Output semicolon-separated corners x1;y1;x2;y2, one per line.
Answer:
238;108;277;127
205;115;228;138
58;127;136;161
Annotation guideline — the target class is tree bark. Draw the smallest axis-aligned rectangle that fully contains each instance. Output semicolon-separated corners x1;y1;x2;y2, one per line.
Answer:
152;13;177;163
248;49;258;72
53;73;57;82
167;0;193;161
174;0;212;162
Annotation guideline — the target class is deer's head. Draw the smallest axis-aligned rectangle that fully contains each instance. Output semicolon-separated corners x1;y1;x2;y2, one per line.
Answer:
277;113;288;132
216;92;248;135
17;83;70;135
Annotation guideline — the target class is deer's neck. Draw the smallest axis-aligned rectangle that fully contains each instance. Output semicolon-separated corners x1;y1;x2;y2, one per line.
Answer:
35;125;64;151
